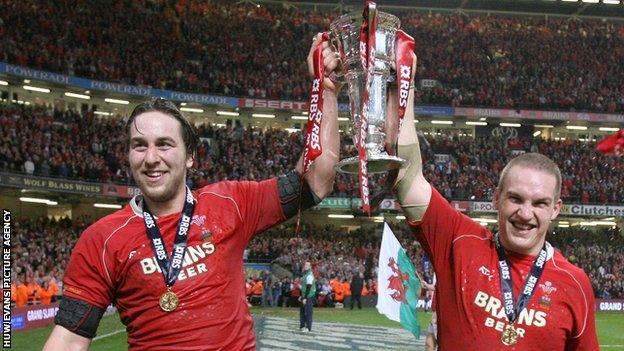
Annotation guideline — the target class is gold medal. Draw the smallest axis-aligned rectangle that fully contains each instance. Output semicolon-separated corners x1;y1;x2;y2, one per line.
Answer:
501;325;519;346
159;289;179;312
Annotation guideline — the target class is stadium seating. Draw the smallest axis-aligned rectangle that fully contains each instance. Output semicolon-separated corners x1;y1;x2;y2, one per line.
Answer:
10;216;86;306
1;103;622;204
2;2;624;112
549;227;624;299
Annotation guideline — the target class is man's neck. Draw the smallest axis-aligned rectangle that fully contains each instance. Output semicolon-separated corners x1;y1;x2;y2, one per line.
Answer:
142;192;187;217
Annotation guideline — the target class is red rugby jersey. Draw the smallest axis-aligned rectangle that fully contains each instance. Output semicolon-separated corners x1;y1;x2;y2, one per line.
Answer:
62;179;284;350
408;188;598;350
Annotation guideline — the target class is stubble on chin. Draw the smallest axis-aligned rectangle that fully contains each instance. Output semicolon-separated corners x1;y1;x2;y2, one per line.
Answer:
141;185;177;204
143;176;186;204
502;230;544;255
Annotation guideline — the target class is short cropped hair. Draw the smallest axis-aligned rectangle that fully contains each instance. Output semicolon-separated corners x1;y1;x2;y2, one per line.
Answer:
125;98;198;158
497;153;562;200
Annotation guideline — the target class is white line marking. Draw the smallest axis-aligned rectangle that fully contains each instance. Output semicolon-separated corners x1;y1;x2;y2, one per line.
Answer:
93;329;125;341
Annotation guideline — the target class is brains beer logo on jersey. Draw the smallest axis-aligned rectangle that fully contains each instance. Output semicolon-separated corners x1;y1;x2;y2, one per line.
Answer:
140;214;218;280
139;242;215;281
474;290;548;340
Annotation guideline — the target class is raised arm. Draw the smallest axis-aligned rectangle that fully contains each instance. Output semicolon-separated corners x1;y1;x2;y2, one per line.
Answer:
266;34;341;220
391;55;432;222
294;34;341;200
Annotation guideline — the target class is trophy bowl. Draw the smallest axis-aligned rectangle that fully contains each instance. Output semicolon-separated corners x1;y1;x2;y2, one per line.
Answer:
330;13;406;175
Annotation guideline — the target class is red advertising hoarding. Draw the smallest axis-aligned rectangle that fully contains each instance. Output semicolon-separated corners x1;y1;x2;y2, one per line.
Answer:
11;303;59;332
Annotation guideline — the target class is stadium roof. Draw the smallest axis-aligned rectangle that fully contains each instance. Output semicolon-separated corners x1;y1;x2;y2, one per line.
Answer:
281;0;624;19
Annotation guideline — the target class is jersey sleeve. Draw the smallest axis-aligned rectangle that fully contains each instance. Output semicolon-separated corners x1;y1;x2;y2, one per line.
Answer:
62;225;114;309
406;187;488;271
221;178;285;243
566;270;600;350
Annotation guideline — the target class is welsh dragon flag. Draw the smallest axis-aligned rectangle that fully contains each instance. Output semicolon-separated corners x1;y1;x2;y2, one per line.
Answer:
376;223;421;338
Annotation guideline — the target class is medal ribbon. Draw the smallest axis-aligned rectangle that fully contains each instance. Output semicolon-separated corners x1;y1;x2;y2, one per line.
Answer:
494;234;547;324
143;189;195;287
358;1;377;215
395;30;415;134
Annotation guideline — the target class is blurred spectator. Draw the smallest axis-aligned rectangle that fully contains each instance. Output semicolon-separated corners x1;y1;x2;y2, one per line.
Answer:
12;276;29;307
261;270;278;307
350;271;364;310
290;278;301;307
250;277;263;306
280;277;292;307
39;279;56;305
271;275;282;308
25;275;41;305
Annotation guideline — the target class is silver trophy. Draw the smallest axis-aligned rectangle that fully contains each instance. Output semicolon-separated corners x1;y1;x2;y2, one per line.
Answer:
331;12;404;174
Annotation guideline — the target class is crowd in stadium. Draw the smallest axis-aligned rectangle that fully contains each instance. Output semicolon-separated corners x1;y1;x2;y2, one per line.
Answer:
248;223;624;303
1;103;622;204
2;2;624;112
10;215;622;308
550;227;624;300
2;0;623;310
9;216;88;307
245;222;436;308
419;133;624;204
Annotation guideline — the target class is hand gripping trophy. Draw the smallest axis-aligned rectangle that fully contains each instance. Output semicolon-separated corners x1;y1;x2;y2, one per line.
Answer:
302;1;416;214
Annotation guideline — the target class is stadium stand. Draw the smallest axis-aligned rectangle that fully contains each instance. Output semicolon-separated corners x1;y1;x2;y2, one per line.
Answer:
2;2;624;112
10;216;86;307
1;102;622;204
550;227;624;300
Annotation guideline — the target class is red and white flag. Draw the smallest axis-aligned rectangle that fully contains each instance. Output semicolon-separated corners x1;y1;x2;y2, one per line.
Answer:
596;129;624;156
